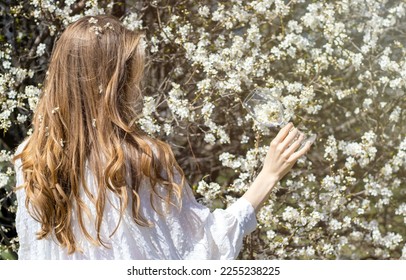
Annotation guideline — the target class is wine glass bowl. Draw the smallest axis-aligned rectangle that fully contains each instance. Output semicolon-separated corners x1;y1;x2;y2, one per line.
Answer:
243;88;286;127
243;87;317;146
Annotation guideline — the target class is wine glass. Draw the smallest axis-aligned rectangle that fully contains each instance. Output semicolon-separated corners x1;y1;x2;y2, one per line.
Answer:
243;87;317;147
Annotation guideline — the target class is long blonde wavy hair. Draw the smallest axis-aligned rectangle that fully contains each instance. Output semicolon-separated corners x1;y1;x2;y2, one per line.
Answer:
12;15;185;254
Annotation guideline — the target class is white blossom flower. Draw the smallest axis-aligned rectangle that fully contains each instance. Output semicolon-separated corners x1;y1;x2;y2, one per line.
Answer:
138;116;160;135
266;230;276;240
3;60;11;69
198;6;210;18
389;106;401;123
306;246;315;257
204;133;216;145
16;114;27;123
163;123;173;136
329;219;342;231
282;206;300;222
240;135;249;144
196;181;222;208
123;12;143;31
36;43;46;56
324;135;338;162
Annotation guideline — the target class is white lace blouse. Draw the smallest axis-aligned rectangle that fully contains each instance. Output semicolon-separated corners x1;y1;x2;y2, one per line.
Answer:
14;141;257;260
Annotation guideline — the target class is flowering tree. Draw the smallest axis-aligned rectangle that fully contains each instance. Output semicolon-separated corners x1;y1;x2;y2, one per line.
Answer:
1;0;405;259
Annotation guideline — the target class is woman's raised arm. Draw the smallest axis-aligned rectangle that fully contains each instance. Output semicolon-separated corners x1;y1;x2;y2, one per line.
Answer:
243;123;313;213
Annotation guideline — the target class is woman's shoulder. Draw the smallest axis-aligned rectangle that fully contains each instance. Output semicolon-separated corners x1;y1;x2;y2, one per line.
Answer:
12;136;31;174
15;136;31;156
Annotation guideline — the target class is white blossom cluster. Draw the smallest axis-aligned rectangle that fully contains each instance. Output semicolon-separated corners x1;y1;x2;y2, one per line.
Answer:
138;96;161;135
196;180;222;208
1;0;405;259
338;131;378;168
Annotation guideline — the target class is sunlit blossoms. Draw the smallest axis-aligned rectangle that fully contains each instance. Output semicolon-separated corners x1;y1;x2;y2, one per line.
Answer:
1;0;405;259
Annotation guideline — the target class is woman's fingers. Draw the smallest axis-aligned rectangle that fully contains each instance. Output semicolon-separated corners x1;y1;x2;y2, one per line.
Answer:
283;132;304;156
288;141;312;162
272;123;293;144
280;128;299;151
261;124;313;184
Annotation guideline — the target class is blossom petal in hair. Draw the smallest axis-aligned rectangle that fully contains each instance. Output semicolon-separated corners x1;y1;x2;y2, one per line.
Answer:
88;17;104;37
88;17;98;25
103;22;114;31
90;26;103;37
51;107;59;114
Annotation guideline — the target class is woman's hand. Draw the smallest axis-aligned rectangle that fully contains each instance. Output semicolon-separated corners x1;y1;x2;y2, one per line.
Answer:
242;123;313;212
261;122;312;182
